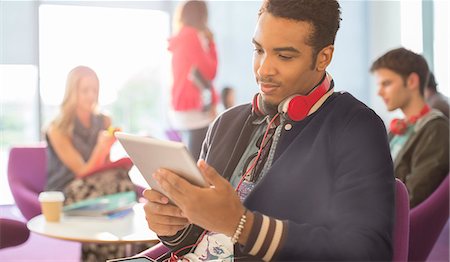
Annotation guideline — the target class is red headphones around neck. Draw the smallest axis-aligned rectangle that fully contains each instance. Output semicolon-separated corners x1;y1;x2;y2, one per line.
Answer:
390;105;431;135
252;73;333;122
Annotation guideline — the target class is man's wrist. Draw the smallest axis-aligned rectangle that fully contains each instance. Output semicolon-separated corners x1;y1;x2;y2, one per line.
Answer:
231;209;247;244
237;210;254;246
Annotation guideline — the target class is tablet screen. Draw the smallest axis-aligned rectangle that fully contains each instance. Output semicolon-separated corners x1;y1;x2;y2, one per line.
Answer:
115;132;207;196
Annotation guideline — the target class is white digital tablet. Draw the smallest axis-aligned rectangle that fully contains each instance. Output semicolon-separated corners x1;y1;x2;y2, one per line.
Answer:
115;132;208;197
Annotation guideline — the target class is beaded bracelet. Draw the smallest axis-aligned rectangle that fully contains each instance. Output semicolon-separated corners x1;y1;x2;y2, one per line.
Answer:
231;209;248;244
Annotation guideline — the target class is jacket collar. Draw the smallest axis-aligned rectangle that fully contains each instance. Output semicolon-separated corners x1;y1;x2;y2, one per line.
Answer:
393;109;446;170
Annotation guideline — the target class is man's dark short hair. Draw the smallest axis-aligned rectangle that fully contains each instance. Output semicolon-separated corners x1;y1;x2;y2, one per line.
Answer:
370;47;430;96
259;0;341;65
427;72;437;92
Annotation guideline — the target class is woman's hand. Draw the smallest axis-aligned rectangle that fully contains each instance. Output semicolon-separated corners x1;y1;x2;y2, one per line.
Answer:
96;130;116;152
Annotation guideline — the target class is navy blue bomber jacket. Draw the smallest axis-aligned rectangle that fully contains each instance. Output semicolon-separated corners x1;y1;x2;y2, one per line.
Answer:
160;92;395;261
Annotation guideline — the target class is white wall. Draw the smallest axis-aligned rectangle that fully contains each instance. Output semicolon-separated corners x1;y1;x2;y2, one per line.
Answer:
329;1;370;102
208;1;261;105
368;1;403;125
0;0;39;65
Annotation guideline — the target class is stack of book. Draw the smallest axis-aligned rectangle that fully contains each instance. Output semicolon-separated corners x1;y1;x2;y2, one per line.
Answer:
63;191;137;219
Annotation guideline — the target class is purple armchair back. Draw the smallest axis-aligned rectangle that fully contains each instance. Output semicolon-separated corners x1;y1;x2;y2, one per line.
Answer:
393;179;410;262
409;174;449;262
7;144;47;221
0;218;30;249
7;144;146;221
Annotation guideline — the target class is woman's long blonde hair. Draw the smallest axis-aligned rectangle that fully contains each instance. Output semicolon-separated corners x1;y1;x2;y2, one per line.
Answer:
52;66;99;136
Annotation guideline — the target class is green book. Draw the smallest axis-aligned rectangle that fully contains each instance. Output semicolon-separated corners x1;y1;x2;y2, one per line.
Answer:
63;191;137;217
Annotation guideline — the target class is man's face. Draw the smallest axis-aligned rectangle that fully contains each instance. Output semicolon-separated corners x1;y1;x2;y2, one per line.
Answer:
252;12;323;107
374;68;411;112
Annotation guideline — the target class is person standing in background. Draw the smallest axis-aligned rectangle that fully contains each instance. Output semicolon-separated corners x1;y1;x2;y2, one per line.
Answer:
45;66;137;261
168;0;218;160
221;86;236;111
424;72;449;118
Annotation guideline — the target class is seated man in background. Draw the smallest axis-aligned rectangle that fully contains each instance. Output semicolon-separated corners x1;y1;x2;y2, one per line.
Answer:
142;0;394;261
371;47;449;208
424;72;449;118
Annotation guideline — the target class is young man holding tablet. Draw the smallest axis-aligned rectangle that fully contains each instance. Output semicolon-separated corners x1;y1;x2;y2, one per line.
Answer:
142;0;394;261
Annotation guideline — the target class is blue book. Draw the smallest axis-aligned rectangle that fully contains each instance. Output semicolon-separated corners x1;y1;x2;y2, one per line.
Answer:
63;191;136;217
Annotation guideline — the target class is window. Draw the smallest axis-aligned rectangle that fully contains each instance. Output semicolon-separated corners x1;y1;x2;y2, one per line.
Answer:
433;0;449;97
0;64;39;204
39;4;171;136
400;0;423;53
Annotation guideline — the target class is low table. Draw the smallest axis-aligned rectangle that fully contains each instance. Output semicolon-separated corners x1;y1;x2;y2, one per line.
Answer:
27;203;159;244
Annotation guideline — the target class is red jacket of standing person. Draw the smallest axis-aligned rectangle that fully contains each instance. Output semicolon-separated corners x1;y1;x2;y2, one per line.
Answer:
168;26;218;111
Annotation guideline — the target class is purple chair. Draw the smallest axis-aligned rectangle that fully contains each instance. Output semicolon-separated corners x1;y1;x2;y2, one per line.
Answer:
7;144;47;221
7;144;147;221
0;218;30;249
393;179;410;262
408;174;449;262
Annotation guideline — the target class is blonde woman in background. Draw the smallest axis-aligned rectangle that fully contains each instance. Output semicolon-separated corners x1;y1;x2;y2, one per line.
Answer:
45;66;137;261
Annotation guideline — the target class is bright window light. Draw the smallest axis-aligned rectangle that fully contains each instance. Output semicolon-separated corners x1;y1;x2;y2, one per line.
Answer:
0;64;37;103
39;4;170;106
433;0;450;97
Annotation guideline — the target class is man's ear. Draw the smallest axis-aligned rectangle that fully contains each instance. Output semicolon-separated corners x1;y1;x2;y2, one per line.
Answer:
315;45;334;71
407;72;420;92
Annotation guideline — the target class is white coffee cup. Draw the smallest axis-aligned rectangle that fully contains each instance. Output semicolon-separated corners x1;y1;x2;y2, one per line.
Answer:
38;191;65;222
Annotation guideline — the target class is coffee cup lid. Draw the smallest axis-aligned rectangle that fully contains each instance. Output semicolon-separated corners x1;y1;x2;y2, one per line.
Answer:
38;191;65;202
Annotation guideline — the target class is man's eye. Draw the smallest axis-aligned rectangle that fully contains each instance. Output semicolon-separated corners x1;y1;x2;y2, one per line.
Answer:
279;54;293;60
254;48;263;54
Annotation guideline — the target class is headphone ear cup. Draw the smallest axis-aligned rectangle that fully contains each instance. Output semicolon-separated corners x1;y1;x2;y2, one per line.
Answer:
284;75;331;122
390;119;408;135
253;74;331;121
287;96;310;122
252;94;265;117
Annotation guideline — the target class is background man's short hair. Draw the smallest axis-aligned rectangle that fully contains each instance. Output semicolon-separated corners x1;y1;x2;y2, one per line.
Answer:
370;47;430;96
259;0;341;61
427;72;437;92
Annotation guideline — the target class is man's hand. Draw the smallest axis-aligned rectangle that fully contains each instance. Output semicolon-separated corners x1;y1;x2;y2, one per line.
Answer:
143;189;189;236
152;160;245;237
